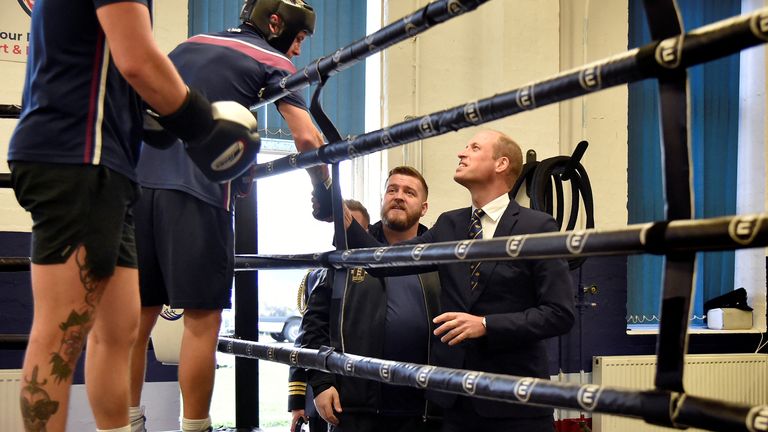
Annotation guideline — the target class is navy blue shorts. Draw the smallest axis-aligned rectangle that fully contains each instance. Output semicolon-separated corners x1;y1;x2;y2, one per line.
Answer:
134;188;233;310
10;162;139;280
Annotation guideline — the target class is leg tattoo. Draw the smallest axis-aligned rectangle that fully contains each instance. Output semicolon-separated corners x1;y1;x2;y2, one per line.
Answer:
20;366;59;432
49;310;89;383
49;246;104;383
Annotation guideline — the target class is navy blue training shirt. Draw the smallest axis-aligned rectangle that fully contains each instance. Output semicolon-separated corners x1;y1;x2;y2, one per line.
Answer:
136;25;307;211
8;0;149;181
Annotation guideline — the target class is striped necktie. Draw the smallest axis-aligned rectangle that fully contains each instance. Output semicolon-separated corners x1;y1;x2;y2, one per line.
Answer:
468;208;484;290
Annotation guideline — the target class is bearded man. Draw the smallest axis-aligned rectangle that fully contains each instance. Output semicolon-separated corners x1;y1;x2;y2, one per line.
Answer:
301;166;442;432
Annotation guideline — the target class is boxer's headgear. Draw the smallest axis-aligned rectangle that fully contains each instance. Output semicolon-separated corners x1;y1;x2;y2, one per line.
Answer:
240;0;316;54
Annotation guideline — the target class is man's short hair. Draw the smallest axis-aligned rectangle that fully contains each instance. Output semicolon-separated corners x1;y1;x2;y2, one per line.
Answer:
387;166;429;199
492;132;523;186
343;199;370;227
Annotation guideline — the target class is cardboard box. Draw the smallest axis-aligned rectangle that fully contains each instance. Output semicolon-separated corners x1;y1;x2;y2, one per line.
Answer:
706;308;752;330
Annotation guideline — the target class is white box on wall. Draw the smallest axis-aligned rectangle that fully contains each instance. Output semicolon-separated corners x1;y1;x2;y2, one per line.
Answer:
706;308;753;330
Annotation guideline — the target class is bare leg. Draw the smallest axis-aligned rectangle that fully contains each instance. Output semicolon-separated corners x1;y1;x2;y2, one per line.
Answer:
129;306;162;407
20;248;107;432
85;265;140;429
178;309;222;420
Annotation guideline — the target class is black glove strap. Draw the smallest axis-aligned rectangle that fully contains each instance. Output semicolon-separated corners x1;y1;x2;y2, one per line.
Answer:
312;179;333;220
153;88;215;144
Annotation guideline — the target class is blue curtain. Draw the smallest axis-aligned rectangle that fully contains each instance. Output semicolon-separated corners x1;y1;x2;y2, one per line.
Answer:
188;0;243;34
187;0;367;140
627;0;740;326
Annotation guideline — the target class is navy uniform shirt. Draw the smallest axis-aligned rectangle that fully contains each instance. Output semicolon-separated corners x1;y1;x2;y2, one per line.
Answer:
136;25;307;211
8;0;149;182
381;273;429;415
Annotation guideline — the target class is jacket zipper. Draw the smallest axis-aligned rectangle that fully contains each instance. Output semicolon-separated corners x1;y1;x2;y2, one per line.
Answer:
339;269;351;352
417;273;431;422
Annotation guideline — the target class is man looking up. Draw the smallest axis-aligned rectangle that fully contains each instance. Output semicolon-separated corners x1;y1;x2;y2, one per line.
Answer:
343;131;575;432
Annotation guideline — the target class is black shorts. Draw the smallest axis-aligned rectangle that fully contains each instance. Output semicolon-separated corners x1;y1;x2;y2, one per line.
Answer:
134;188;234;310
9;162;139;280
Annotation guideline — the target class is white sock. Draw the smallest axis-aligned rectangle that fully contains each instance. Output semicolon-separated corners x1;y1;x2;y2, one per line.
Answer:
182;416;212;432
96;426;131;432
129;406;144;422
129;405;146;432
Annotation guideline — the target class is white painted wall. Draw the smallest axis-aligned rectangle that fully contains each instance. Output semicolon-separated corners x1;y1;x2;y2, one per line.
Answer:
736;0;768;331
382;0;628;228
153;0;190;54
0;0;188;233
559;0;628;229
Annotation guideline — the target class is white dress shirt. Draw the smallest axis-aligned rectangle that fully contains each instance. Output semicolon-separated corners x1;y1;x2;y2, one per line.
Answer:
472;192;510;239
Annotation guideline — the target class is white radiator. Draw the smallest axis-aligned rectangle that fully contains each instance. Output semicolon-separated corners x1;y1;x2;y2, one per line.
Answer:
0;369;23;432
593;354;768;432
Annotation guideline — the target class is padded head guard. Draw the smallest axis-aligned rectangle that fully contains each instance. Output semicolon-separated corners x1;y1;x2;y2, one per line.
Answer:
240;0;316;54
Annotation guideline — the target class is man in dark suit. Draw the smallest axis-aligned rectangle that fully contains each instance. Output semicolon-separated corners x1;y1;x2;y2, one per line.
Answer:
343;130;575;432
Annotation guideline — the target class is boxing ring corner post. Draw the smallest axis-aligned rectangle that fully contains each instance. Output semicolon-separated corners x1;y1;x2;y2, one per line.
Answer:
233;186;261;428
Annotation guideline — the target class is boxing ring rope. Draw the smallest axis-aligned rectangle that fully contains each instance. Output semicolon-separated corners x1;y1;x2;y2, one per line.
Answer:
250;0;490;109
0;334;28;349
233;213;768;270
4;211;765;272
248;7;768;180
0;257;30;272
217;337;768;432
0;104;21;119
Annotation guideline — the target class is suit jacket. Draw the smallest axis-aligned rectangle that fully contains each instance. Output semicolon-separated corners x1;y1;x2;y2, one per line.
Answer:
346;199;575;419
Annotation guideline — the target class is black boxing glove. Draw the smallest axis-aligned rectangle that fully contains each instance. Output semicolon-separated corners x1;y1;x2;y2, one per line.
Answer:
311;177;333;221
150;88;261;183
142;113;178;150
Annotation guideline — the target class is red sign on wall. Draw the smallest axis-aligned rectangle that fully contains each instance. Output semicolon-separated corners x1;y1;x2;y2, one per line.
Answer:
1;0;34;63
